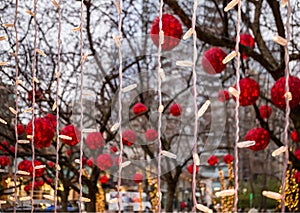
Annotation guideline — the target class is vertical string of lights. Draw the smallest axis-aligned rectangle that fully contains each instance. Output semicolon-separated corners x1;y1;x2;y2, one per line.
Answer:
281;0;291;211
13;0;20;211
53;0;62;212
156;0;164;212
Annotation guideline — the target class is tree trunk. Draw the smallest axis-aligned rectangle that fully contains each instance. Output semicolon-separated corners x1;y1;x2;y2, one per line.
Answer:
85;183;98;212
60;188;70;212
165;181;177;212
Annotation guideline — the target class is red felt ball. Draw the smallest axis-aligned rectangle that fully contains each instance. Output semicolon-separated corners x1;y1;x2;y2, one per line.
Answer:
233;78;260;106
271;76;300;110
45;114;57;128
17;124;25;135
218;90;230;102
291;131;299;142
86;132;105;149
47;161;54;168
202;47;227;75
294;150;300;160
187;164;199;174
87;158;94;167
24;185;30;192
259;105;272;119
60;125;81;146
100;175;109;184
133;173;143;184
18;160;45;177
122;129;137;146
0;156;9;167
170;103;181;116
294;171;300;183
150;14;183;51
223;154;234;164
208;155;218;166
114;156;124;166
26;118;55;149
27;89;43;102
96;154;113;170
110;146;118;153
133;103;147;115
145;129;158;142
239;34;255;59
245;128;270;151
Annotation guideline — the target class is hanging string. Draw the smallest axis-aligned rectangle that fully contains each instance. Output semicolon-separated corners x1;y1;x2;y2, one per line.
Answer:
281;0;291;211
79;0;85;212
233;0;242;211
157;0;164;212
54;0;62;212
13;0;19;212
191;0;199;211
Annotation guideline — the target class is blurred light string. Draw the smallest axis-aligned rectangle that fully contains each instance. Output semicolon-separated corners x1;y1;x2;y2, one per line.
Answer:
79;0;85;212
281;0;291;211
191;0;199;211
13;0;19;211
157;0;164;212
54;0;62;212
30;0;38;212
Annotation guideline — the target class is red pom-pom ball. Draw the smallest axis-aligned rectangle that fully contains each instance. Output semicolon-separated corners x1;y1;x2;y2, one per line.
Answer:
86;132;105;149
100;175;109;184
202;47;227;74
150;14;183;51
122;129;137;146
294;171;300;183
187;164;199;174
145;129;158;142
133;173;143;184
26;118;55;149
259;105;272;119
233;78;260;106
47;161;54;168
223;154;234;164
17;124;25;135
0;156;9;167
218;90;230;102
18;160;45;177
294;150;300;160
45;114;57;128
87;158;94;167
245;128;270;151
271;76;300;110
96;154;113;170
208;155;218;166
24;185;30;192
239;34;255;59
9;145;15;153
170;103;181;116
110;146;118;153
60;125;81;146
291;131;299;142
133;103;147;115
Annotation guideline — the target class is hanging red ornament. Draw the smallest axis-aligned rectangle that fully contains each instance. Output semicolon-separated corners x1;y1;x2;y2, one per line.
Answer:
18;160;45;177
223;154;234;164
259;105;272;119
187;164;199;174
100;175;109;184
208;155;218;166
26;118;55;149
150;14;183;51
245;128;270;151
0;141;8;153
202;47;227;75
294;150;300;160
27;89;43;102
114;156;124;166
133;103;147;115
233;78;260;106
45;114;57;128
96;154;113;170
170;103;181;116
60;125;81;146
17;124;25;135
0;156;9;167
86;132;105;149
239;34;255;59
122;129;137;146
271;76;300;110
294;171;300;183
47;161;54;168
218;90;230;102
133;173;143;184
87;158;94;167
24;185;30;192
291;131;299;142
110;146;118;153
145;129;158;142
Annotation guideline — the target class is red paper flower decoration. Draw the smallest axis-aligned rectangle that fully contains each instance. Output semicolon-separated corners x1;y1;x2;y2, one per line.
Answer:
208;155;218;166
27;89;43;102
245;128;270;151
26;118;55;149
133;173;143;184
294;171;300;183
150;14;183;51
233;78;260;106
110;146;118;153
187;164;199;174
223;154;234;164
17;124;25;135
0;156;9;167
218;90;230;102
122;129;137;146
96;154;113;170
87;158;94;167
239;34;255;59
170;103;181;116
133;103;147;115
47;161;54;168
60;125;81;146
294;150;300;160
100;175;109;184
24;185;30;192
145;129;158;142
45;114;57;128
259;105;272;119
86;132;105;149
114;156;124;166
202;47;227;74
291;131;299;142
271;76;300;110
18;160;45;177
